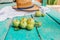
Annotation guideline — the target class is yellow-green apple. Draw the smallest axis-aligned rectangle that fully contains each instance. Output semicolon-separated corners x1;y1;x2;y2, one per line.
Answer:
27;18;35;25
41;13;45;17
35;10;42;17
35;22;42;27
26;24;34;30
13;19;20;28
20;20;27;28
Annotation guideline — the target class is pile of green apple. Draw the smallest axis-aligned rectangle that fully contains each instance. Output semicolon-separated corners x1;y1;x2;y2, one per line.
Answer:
12;18;42;31
35;10;45;17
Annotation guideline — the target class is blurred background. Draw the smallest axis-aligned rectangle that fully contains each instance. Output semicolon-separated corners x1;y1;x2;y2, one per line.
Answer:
0;0;60;5
0;0;60;12
47;0;60;5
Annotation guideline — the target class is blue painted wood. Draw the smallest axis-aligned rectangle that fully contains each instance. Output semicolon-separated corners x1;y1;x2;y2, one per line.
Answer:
0;19;12;40
34;14;60;40
47;8;60;23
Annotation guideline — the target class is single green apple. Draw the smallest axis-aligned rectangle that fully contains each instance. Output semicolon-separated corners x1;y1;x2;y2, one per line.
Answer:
27;18;35;25
35;10;42;17
26;24;34;30
13;19;20;28
35;22;42;27
20;20;27;28
41;13;45;17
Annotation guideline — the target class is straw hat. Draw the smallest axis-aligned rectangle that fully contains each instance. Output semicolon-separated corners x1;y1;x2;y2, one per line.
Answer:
13;0;39;11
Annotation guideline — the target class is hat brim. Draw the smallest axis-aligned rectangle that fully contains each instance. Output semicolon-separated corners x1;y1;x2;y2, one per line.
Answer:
12;5;39;12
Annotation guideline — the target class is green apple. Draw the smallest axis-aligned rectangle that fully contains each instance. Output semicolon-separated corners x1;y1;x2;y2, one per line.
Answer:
20;20;27;28
41;13;45;17
27;18;35;25
21;18;27;22
35;22;42;27
13;19;20;28
35;10;42;17
26;24;34;30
